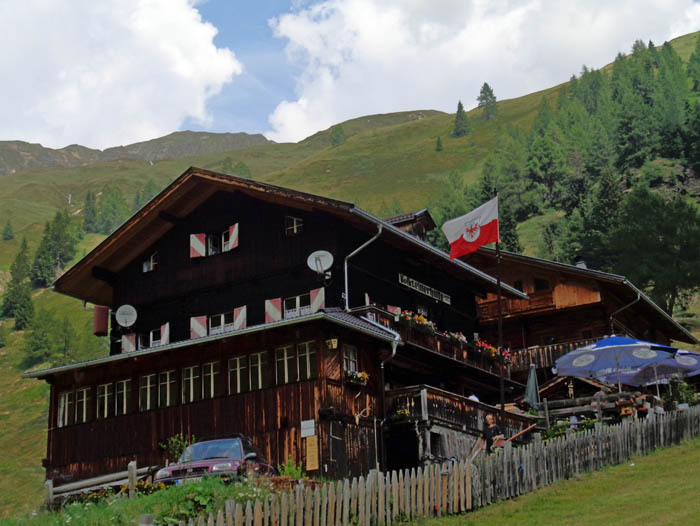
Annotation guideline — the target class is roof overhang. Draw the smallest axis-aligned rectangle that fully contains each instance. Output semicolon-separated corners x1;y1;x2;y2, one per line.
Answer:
23;311;402;380
54;167;528;306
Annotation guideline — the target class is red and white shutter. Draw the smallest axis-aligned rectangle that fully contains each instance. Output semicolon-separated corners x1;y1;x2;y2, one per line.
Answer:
225;223;239;252
190;316;207;339
387;305;401;316
265;298;282;323
233;306;247;330
161;322;170;345
121;333;136;353
190;233;206;258
310;287;325;313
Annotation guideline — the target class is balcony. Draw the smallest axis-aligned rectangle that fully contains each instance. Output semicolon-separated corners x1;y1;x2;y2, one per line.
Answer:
509;337;601;372
386;385;536;441
477;290;554;321
351;306;503;374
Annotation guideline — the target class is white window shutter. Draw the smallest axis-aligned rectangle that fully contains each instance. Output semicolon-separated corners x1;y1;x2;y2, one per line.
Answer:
121;333;136;353
190;316;207;339
161;322;170;345
310;287;325;313
225;223;239;252
234;305;247;330
265;298;282;323
190;233;206;258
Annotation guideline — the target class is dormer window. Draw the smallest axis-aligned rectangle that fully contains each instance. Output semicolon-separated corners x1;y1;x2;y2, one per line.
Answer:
190;224;239;258
285;216;303;236
138;323;169;349
210;311;235;335
207;229;230;256
142;252;158;273
284;293;311;319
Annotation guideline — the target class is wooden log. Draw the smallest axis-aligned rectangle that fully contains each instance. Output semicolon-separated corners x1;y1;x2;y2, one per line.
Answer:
128;460;137;499
44;479;54;509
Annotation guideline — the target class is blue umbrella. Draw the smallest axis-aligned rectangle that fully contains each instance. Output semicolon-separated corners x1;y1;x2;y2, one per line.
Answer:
554;336;677;392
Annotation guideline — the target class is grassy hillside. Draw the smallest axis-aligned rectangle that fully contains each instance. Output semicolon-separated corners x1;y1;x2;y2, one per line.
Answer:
1;29;699;519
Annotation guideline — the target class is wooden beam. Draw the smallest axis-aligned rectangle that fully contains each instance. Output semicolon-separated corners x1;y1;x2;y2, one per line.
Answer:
92;266;117;285
158;211;185;225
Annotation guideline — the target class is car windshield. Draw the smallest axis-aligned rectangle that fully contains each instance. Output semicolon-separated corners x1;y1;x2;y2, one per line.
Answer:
179;440;243;463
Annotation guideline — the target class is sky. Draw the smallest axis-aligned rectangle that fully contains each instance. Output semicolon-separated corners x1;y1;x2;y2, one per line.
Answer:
1;1;699;150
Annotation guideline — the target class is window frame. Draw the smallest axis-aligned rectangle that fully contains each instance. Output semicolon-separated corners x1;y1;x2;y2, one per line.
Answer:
75;387;91;424
297;341;317;381
142;251;158;273
139;374;158;412
285;215;304;236
202;362;221;399
249;351;268;391
158;370;176;408
58;391;73;428
275;345;297;385
283;293;311;319
182;365;202;404
97;383;114;420
210;311;235;335
228;356;249;394
115;379;131;416
343;345;359;373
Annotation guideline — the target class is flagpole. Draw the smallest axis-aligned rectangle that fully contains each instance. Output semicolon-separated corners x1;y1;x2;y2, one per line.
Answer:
496;239;505;416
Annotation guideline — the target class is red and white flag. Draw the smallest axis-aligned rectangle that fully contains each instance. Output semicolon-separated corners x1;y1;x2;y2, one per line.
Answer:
441;197;499;259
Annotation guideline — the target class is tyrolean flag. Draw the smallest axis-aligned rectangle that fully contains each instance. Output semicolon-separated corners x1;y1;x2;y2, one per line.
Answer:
441;197;499;259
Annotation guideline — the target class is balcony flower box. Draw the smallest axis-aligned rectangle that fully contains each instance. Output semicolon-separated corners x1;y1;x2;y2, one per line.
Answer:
345;371;369;387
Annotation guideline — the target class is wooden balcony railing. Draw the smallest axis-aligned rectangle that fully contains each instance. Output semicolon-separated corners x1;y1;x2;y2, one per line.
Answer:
509;337;601;372
477;291;554;320
386;385;536;441
351;306;503;374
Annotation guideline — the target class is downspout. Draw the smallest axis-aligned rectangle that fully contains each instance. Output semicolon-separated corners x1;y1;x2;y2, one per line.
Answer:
362;316;400;471
344;224;383;311
609;288;641;334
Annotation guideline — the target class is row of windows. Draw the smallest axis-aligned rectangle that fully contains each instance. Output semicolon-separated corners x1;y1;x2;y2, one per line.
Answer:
141;216;303;273
58;342;318;427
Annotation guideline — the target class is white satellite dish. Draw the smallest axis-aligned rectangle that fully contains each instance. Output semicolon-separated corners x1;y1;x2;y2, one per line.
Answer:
307;250;334;274
115;304;137;328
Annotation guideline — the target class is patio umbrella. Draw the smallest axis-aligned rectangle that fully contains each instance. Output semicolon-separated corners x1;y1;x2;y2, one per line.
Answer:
610;351;700;397
554;335;677;392
524;363;540;409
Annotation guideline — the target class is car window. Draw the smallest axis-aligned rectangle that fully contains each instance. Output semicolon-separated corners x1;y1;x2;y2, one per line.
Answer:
242;441;267;464
179;439;242;462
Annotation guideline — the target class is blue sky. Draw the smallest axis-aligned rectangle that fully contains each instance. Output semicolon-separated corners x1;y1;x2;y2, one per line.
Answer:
1;1;699;149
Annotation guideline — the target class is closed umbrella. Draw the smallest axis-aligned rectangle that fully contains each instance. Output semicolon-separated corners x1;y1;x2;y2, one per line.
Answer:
554;335;676;392
524;363;540;409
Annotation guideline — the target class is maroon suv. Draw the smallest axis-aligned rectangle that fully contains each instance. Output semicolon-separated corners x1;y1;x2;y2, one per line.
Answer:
154;436;276;485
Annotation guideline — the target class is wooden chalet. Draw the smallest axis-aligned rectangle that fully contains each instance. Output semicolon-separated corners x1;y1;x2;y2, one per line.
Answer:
462;249;698;382
25;167;534;486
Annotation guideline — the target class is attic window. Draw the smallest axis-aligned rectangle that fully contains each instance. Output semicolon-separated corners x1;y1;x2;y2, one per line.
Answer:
142;252;158;273
284;293;311;319
285;216;303;236
534;279;550;291
207;230;229;256
210;311;235;335
190;224;238;258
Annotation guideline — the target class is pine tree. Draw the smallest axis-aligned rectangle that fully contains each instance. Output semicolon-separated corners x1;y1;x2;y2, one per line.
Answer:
1;237;31;317
0;325;6;347
435;136;443;152
452;101;470;137
97;186;130;235
30;221;57;287
330;126;345;147
2;220;13;241
685;101;700;173
477;83;498;121
12;287;33;331
84;191;98;233
687;34;700;91
232;161;252;178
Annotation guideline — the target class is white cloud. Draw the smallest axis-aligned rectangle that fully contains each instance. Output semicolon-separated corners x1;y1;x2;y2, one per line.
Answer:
267;0;700;142
0;0;241;149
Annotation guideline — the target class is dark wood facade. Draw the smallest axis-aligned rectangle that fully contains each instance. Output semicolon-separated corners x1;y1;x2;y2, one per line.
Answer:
31;168;530;486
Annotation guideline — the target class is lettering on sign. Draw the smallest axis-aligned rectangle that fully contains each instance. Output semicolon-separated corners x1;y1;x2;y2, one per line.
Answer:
398;273;451;305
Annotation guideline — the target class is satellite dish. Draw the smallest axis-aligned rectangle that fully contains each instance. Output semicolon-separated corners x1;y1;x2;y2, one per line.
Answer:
115;304;137;328
307;250;334;273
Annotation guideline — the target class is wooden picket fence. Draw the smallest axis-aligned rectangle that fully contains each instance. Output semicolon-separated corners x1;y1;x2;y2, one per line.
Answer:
164;407;700;526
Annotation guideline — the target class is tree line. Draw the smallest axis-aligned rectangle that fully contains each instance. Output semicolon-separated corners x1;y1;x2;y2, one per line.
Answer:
429;36;700;315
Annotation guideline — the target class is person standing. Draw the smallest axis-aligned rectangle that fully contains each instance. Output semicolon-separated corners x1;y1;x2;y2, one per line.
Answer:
483;414;505;454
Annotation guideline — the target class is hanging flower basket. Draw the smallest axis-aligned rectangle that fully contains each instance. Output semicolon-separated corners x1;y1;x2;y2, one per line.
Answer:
345;371;369;386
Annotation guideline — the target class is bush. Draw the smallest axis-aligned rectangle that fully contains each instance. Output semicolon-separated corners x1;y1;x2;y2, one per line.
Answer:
159;433;196;463
278;458;305;479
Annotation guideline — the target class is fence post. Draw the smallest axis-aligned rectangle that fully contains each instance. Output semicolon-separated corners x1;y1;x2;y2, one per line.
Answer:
44;479;54;508
128;460;137;499
138;515;154;526
543;398;550;430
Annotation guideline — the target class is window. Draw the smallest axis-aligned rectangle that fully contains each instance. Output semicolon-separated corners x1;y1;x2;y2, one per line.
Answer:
58;391;73;428
283;293;311;319
115;379;131;415
210;311;235;335
142;251;158;273
202;362;221;399
417;304;428;317
139;374;157;411
159;371;176;408
75;388;91;424
228;356;249;394
297;341;317;381
534;278;550;291
285;215;303;236
182;366;202;403
97;383;114;419
249;352;268;390
276;345;297;385
139;328;162;349
343;345;358;373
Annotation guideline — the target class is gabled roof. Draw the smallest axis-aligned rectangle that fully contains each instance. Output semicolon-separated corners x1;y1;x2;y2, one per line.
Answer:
54;167;528;306
464;248;698;345
385;208;436;231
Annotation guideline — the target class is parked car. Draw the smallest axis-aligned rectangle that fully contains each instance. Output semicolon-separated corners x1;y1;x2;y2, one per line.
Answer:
154;436;276;485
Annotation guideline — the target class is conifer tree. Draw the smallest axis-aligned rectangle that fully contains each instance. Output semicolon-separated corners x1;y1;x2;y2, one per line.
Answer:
477;82;498;121
30;221;57;287
330;126;345;147
452;101;470;137
96;186;130;235
2;220;13;241
687;34;700;91
84;191;98;233
435;136;443;151
232;161;252;178
1;237;31;318
12;288;33;331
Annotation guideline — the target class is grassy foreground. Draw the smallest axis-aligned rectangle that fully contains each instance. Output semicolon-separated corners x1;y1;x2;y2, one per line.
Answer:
420;436;700;526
